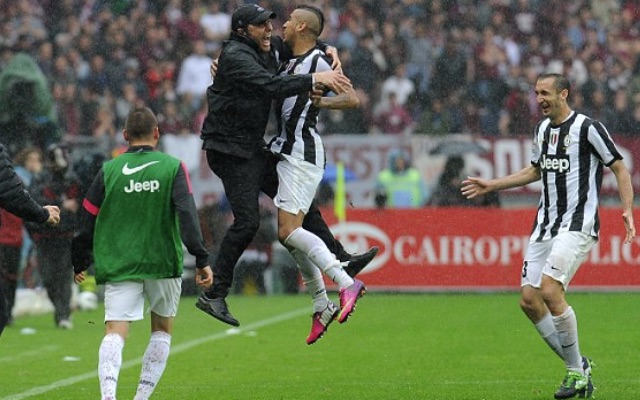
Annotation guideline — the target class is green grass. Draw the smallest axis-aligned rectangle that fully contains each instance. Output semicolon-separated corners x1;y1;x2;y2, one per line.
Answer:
1;293;639;399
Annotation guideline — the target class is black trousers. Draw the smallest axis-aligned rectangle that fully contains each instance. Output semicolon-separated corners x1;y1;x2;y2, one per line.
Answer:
0;275;7;337
205;149;346;299
36;238;73;324
0;244;20;335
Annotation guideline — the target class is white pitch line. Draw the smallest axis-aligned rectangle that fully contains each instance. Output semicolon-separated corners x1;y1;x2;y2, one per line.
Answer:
0;345;60;363
1;307;308;400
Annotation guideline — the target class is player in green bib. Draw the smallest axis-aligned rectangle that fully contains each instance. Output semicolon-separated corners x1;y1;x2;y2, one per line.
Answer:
72;106;213;400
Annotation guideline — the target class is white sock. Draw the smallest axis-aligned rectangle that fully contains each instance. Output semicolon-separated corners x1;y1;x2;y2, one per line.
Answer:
285;228;354;289
291;249;329;313
98;333;125;400
552;306;583;373
534;313;563;359
134;331;172;400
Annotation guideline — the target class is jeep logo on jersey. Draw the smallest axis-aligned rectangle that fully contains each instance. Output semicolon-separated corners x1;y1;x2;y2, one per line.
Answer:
540;154;570;173
124;179;160;193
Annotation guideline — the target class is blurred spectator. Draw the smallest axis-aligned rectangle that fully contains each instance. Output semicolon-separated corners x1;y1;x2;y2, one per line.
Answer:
66;48;90;83
428;156;468;207
0;52;60;155
512;0;537;42
175;39;212;110
26;143;81;329
114;82;141;127
92;105;118;156
626;55;640;106
520;34;550;76
72;149;107;199
174;6;205;60
85;54;110;95
158;101;189;136
500;78;536;136
200;0;231;54
374;93;414;135
579;26;608;62
583;88;607;121
460;98;482;135
375;149;428;208
145;59;176;107
35;41;53;77
430;31;468;103
344;33;384;95
14;146;43;186
52;81;81;137
628;102;640;134
546;43;588;87
192;99;208;135
376;63;414;114
13;147;43;289
159;129;201;177
401;20;436;98
470;26;509;135
418;97;457;135
120;58;150;102
604;89;634;135
581;58;612;110
323;106;368;135
429;155;500;207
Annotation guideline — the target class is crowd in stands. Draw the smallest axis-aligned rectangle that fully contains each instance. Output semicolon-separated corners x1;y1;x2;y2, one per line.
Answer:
0;0;639;162
2;0;640;320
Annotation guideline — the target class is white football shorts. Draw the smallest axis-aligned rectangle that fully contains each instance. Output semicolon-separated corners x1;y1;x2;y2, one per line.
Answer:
104;278;182;322
274;154;324;215
521;231;596;290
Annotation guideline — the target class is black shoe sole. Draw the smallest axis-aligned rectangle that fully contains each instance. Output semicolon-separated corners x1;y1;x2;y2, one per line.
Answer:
344;246;379;278
195;300;240;327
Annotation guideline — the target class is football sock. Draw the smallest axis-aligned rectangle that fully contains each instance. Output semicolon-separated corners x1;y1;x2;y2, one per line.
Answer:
291;249;329;313
552;306;583;373
285;227;354;289
98;333;124;400
134;331;172;400
534;312;563;359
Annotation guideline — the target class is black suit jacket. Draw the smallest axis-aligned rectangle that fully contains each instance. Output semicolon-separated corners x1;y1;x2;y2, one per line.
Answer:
200;33;313;159
0;143;49;227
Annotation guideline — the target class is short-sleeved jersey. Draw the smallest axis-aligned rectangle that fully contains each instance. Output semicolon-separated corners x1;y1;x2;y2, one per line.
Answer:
530;111;623;241
268;48;331;168
93;151;183;283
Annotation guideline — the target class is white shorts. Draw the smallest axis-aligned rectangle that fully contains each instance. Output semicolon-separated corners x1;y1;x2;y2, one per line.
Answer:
521;231;596;290
104;278;182;322
274;154;324;215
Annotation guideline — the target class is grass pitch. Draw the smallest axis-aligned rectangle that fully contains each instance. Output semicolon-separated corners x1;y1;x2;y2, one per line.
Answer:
1;292;639;400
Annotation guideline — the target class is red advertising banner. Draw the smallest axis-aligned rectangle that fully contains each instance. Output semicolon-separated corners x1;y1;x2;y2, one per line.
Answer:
321;207;640;291
185;134;640;209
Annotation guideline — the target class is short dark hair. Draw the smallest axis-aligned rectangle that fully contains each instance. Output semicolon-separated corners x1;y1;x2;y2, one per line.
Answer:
296;5;324;36
125;107;157;140
538;73;571;95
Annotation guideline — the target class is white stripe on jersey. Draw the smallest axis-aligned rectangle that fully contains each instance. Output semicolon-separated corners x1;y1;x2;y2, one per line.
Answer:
268;48;331;168
530;111;623;241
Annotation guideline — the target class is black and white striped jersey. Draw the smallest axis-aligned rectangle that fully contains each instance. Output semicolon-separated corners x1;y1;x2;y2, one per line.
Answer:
530;111;623;241
268;48;331;168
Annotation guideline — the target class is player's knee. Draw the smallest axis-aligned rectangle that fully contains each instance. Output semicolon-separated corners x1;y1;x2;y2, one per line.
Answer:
277;224;298;244
519;296;534;314
519;288;543;315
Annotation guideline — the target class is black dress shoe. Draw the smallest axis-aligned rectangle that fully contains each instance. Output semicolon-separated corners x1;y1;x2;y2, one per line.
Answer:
196;295;240;327
343;246;379;278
